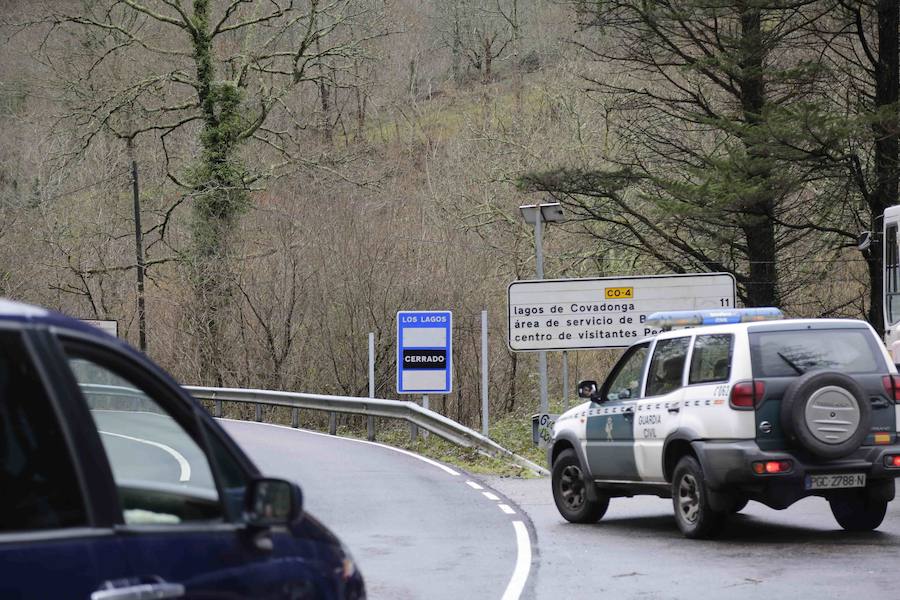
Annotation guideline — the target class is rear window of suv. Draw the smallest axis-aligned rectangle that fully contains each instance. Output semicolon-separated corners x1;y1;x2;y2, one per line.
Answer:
749;328;886;377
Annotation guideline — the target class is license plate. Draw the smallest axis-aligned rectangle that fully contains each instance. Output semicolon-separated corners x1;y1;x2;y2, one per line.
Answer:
804;473;866;490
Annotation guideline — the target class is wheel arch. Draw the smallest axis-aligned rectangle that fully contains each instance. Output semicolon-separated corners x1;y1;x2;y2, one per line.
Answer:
550;432;590;476
663;429;701;483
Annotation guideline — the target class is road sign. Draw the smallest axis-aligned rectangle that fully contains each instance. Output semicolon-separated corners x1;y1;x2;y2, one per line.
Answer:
397;311;452;394
508;273;736;351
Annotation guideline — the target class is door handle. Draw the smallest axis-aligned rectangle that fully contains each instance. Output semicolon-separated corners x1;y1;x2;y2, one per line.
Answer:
92;579;185;600
668;406;680;414
623;407;635;420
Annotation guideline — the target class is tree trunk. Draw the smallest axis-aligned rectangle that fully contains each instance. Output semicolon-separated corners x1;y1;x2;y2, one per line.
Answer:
189;0;247;385
738;4;779;307
482;36;492;84
506;351;517;412
868;0;899;336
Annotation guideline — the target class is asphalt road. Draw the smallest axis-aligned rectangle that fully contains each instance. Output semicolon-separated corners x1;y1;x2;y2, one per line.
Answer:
486;474;900;600
221;420;534;600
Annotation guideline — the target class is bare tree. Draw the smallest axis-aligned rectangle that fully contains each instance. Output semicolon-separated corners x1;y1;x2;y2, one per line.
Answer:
14;0;380;383
436;0;516;84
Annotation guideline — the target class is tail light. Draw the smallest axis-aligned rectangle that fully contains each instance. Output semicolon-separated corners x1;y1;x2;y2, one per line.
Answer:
752;460;792;474
882;375;900;402
884;455;900;468
730;381;765;409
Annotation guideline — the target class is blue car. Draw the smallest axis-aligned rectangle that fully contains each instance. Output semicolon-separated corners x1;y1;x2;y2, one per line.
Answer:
0;299;365;599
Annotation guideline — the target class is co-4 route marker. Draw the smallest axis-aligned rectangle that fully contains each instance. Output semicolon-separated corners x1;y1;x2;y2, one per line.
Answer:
397;310;453;394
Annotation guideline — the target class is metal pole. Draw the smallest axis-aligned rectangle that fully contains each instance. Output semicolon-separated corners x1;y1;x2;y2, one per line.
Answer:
410;394;420;442
420;395;429;439
535;216;549;414
481;310;489;436
368;332;375;441
534;212;545;279
128;139;147;352
291;407;299;428
562;350;569;410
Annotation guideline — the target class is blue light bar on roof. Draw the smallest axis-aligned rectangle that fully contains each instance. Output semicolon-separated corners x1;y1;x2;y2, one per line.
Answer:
646;307;783;330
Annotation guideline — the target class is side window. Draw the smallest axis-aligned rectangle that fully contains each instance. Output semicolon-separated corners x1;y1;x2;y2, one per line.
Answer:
0;332;87;532
689;334;734;384
604;343;649;401
887;223;900;326
646;337;690;397
65;349;224;526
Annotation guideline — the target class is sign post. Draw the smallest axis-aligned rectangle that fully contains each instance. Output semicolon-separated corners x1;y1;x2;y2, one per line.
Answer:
508;273;736;352
397;311;453;440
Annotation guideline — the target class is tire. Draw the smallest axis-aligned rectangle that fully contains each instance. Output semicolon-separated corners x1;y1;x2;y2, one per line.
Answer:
551;449;609;523
829;494;888;531
671;455;725;539
780;371;870;460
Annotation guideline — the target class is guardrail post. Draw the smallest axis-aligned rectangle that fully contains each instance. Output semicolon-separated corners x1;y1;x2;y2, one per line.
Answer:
255;404;262;422
329;412;337;435
215;399;222;418
291;407;299;428
367;414;375;441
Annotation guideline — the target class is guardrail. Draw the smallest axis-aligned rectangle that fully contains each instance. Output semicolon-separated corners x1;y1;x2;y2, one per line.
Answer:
185;386;547;476
79;382;547;475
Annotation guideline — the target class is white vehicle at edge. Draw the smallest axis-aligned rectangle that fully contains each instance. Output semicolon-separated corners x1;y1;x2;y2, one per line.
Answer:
548;308;900;538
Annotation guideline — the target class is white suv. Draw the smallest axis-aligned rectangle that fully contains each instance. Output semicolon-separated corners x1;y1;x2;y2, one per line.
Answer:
549;308;900;538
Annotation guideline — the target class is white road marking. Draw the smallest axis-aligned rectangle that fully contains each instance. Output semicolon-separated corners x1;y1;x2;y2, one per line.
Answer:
99;430;191;482
498;504;516;515
466;480;484;490
501;521;531;600
217;418;461;476
483;491;499;501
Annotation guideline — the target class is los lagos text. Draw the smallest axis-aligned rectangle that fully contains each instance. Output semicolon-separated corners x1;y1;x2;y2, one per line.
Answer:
400;314;448;324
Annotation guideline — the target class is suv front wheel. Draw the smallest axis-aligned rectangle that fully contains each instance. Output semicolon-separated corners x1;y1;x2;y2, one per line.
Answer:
672;455;725;539
551;449;609;523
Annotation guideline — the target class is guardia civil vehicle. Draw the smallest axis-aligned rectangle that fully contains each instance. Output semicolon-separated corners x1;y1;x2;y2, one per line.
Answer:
549;307;900;538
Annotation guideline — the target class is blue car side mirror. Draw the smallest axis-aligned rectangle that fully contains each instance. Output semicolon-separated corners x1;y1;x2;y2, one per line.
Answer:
244;478;303;528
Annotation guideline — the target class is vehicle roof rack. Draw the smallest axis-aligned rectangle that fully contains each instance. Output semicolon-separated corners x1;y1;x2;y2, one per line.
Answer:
646;307;783;331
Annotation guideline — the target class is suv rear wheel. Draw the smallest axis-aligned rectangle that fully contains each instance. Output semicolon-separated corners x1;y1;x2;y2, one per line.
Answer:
552;449;609;523
829;493;888;531
672;455;725;538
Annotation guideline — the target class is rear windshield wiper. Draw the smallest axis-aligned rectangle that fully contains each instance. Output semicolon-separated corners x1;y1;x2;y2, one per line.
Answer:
777;352;805;375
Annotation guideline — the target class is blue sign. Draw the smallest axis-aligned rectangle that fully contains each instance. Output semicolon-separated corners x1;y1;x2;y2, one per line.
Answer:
397;311;452;394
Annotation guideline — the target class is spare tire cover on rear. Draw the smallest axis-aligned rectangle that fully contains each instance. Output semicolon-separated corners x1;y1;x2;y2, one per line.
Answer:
779;371;871;459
